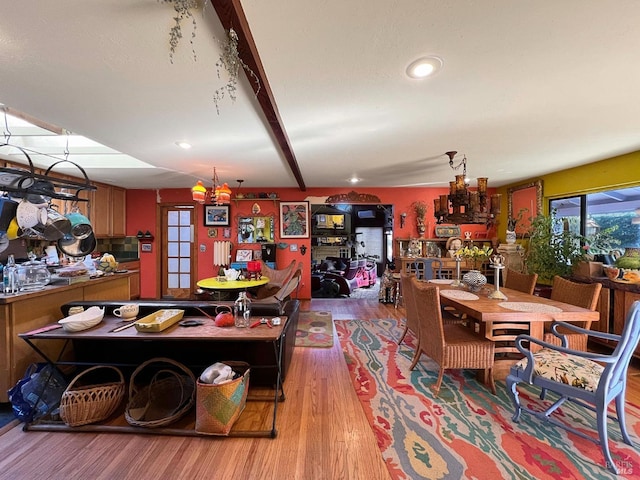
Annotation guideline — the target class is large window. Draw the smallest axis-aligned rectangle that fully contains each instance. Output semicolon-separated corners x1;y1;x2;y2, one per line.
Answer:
550;186;640;252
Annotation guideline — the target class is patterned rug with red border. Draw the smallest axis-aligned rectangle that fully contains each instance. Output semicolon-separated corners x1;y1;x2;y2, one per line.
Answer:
336;318;640;479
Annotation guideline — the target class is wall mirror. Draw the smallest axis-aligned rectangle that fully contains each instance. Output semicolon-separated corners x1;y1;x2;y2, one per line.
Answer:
507;179;543;235
236;214;275;244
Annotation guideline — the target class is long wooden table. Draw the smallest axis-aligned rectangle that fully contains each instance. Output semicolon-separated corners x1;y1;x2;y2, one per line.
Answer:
436;283;600;380
18;312;288;437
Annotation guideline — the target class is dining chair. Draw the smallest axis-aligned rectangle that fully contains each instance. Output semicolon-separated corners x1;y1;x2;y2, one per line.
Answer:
503;269;538;295
408;276;496;396
543;276;602;351
506;300;640;475
397;273;420;363
405;258;442;281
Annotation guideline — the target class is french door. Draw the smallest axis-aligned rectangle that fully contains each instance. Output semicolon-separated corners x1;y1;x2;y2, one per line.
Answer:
160;204;197;299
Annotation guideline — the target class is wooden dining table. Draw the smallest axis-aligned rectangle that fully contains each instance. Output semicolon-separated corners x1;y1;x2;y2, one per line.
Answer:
434;281;600;380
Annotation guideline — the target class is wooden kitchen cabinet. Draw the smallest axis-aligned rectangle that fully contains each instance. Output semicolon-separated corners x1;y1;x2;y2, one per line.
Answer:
90;184;126;237
0;274;133;402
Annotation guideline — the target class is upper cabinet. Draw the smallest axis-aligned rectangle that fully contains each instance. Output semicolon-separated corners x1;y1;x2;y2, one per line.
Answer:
90;184;126;238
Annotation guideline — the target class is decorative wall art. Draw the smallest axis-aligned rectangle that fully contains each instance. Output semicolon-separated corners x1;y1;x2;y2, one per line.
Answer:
235;249;253;262
253;215;275;243
223;227;231;239
204;205;230;226
237;217;255;243
279;201;310;239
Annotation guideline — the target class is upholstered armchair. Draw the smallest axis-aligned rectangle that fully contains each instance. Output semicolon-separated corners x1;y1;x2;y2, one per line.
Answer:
506;300;640;474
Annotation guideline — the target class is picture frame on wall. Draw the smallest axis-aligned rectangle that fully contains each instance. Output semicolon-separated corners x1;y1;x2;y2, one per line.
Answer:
279;201;310;239
235;249;253;262
204;205;230;226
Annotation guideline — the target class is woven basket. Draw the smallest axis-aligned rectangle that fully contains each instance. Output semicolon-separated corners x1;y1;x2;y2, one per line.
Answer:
125;357;195;428
59;365;125;427
195;361;250;436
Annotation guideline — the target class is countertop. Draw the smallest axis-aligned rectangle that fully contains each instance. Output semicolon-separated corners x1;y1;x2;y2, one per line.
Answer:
0;271;135;304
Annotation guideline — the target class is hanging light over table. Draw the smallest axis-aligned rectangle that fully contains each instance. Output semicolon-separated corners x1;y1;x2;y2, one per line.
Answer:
191;167;232;205
434;151;501;225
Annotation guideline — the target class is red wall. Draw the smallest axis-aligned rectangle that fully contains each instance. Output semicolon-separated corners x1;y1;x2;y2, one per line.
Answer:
126;187;499;299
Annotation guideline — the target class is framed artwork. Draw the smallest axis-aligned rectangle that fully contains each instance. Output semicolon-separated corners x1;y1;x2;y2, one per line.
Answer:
223;227;231;238
253;215;275;243
204;204;230;226
238;217;255;243
141;243;152;253
235;249;253;262
279;201;310;239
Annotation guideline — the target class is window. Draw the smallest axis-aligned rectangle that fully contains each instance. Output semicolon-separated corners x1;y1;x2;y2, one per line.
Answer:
550;186;640;252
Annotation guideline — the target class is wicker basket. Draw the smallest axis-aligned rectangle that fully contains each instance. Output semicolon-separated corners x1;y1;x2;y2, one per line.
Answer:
59;365;125;427
125;357;195;428
195;361;250;436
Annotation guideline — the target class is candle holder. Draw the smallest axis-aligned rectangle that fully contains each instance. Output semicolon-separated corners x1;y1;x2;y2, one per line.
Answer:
451;255;463;287
488;254;508;300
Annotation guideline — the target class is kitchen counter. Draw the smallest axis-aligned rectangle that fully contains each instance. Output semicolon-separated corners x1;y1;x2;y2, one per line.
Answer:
0;272;134;401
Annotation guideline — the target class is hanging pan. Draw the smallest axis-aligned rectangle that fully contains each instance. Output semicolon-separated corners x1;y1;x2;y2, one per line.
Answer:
57;231;97;258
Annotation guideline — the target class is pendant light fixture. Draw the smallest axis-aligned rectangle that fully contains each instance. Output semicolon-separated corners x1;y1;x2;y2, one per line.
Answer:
191;167;232;205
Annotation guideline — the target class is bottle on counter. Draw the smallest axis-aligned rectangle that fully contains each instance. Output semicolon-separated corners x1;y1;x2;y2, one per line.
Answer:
4;254;20;294
234;291;252;327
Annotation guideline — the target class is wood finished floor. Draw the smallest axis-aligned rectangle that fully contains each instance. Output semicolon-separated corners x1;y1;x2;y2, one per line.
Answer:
0;298;639;480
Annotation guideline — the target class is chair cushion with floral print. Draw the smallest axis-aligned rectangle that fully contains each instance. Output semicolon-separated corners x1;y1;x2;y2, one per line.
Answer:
513;349;603;392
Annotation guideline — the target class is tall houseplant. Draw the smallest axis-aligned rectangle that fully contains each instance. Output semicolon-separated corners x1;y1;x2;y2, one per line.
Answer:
525;210;586;284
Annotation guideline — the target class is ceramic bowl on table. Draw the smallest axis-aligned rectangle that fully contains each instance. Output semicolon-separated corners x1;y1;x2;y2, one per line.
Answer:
58;306;105;332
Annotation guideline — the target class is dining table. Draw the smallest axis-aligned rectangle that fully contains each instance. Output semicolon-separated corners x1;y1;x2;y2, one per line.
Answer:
196;276;270;300
431;280;600;380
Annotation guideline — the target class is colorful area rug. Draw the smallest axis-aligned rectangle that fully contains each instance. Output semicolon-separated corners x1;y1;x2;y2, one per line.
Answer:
295;311;334;347
336;318;640;480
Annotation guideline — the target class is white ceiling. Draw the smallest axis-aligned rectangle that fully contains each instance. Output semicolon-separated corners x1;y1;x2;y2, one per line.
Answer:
1;1;639;191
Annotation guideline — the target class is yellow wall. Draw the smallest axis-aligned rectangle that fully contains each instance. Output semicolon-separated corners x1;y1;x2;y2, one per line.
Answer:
498;150;640;228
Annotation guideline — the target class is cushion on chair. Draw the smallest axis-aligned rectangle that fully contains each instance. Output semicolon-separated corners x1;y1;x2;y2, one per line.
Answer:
513;348;603;392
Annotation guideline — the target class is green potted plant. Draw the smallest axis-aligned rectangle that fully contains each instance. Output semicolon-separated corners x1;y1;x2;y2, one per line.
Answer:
525;210;586;284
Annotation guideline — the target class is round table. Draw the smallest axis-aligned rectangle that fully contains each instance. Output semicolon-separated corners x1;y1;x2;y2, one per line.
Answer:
196;276;270;301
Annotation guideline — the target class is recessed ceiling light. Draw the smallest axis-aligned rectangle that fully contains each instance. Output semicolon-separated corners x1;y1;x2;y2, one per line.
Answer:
176;141;192;149
406;56;443;79
349;176;360;184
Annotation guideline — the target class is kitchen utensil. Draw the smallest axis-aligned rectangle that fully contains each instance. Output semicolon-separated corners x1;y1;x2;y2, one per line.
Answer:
65;211;93;239
31;207;72;241
0;197;18;231
58;306;105;332
57;231;97;257
6;218;21;240
113;304;139;320
16;200;48;230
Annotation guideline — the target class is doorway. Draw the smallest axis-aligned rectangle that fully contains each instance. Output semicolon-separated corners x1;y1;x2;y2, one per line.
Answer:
160;204;197;299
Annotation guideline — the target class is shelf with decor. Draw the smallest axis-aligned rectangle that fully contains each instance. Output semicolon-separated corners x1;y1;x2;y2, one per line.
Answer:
233;197;279;206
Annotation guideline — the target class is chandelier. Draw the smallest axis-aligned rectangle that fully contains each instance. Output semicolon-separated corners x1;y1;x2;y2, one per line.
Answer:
433;151;501;225
191;167;231;205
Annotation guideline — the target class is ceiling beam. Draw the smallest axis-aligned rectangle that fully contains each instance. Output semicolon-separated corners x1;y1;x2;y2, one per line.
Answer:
210;0;306;191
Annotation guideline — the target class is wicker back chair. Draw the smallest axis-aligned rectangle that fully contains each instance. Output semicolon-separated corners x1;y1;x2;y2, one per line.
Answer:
543;275;602;351
504;269;538;295
397;274;420;357
408;277;496;396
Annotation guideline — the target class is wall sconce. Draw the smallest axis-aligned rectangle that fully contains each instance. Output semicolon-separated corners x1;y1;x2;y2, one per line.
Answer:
300;245;307;256
400;212;407;228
